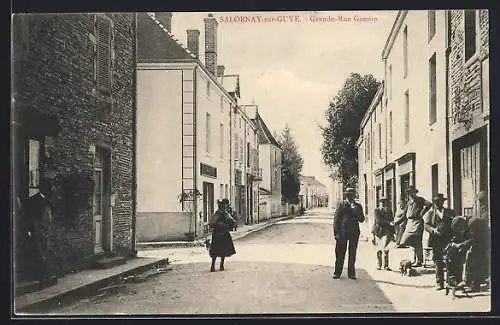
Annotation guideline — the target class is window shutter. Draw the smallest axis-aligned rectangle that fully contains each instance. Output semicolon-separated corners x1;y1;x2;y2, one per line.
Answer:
96;17;112;94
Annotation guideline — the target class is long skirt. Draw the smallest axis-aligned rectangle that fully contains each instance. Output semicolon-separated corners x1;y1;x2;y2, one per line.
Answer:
209;227;236;258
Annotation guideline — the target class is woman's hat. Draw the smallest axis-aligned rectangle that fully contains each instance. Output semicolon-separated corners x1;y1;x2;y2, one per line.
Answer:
406;186;419;194
217;198;230;205
344;188;356;195
433;193;447;202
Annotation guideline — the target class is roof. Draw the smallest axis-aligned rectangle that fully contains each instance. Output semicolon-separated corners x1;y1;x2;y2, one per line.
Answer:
253;113;280;148
300;176;326;188
360;82;384;131
381;11;408;60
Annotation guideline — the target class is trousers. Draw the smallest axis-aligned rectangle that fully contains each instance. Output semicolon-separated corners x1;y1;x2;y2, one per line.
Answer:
334;233;359;277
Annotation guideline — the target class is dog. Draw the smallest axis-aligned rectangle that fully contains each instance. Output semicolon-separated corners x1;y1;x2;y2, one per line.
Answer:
399;259;419;277
204;238;211;250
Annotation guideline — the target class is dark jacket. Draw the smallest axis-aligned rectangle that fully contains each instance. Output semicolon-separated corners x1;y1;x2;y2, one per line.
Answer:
210;209;236;231
334;200;365;239
374;207;395;238
423;206;455;247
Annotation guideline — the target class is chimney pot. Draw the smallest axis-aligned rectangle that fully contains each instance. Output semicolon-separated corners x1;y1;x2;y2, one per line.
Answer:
156;12;173;32
186;29;200;59
217;65;225;77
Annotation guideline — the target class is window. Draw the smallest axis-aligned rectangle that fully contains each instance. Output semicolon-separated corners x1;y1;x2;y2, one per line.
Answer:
95;16;113;95
220;184;224;199
247;142;250;167
367;132;371;161
431;164;439;199
428;10;436;41
220;123;224;159
429;53;437;124
403;26;408;78
28;139;41;197
206;113;211;153
389;112;393;153
206;80;211;97
378;123;382;158
234;133;239;161
388;65;393;100
464;10;477;62
225;185;229;199
404;91;410;144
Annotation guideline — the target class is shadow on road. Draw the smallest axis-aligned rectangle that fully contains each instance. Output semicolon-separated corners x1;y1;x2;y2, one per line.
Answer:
374;279;435;289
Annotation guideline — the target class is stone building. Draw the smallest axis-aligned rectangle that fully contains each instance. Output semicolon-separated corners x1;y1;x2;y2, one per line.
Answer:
448;10;490;218
12;13;137;284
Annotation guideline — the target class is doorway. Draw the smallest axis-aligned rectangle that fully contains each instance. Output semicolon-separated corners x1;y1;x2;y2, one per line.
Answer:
93;146;112;255
400;173;410;204
202;182;214;230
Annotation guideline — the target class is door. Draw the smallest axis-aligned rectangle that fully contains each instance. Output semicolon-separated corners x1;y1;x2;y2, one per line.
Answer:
386;179;395;214
203;182;214;232
460;142;481;218
93;147;111;254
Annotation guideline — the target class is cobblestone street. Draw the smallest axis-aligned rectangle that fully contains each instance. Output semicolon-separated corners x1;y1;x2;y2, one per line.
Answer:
46;208;491;314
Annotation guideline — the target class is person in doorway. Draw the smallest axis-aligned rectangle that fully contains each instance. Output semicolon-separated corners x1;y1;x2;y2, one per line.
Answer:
423;193;455;290
373;196;395;271
399;186;432;267
24;185;54;287
209;199;236;272
333;188;365;280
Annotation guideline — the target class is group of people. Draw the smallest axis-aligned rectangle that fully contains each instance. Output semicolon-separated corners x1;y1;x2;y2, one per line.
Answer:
332;186;490;293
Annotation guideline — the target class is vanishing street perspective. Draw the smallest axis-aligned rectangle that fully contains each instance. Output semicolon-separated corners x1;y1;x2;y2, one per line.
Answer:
11;10;491;316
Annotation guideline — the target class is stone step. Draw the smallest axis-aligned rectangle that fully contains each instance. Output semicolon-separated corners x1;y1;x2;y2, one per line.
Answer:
92;256;127;269
15;276;58;297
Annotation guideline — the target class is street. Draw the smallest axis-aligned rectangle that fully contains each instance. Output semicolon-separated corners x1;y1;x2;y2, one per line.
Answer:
49;208;490;315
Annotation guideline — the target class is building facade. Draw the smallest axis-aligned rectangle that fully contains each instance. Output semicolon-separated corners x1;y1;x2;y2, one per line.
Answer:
448;10;490;219
12;13;137;282
299;176;328;209
136;13;233;241
250;108;282;221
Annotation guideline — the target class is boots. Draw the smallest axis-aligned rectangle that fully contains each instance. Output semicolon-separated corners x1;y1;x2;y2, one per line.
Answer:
377;251;382;270
383;251;391;271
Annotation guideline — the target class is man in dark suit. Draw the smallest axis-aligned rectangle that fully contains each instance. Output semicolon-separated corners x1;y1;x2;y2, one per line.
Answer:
333;188;365;280
423;193;455;290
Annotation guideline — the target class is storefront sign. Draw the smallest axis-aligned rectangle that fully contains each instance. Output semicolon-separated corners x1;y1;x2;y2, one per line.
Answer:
200;163;217;178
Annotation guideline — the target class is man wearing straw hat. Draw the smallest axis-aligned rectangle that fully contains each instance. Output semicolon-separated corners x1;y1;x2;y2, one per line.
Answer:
332;187;365;280
399;186;432;267
423;193;455;290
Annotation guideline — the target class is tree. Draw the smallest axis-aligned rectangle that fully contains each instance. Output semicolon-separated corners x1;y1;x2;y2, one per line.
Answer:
277;125;303;204
320;73;380;189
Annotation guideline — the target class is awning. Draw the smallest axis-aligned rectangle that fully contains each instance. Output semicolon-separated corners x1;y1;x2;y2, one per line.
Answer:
259;187;272;196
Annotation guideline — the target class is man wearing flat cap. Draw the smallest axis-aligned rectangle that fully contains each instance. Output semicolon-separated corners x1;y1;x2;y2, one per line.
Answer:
399;186;432;267
333;187;365;280
423;193;455;290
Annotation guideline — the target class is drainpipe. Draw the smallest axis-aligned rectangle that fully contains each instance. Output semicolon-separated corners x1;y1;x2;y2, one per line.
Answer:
193;66;198;239
445;10;452;207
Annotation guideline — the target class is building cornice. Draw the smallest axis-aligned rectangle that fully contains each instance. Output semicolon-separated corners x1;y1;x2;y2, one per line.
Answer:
381;11;408;60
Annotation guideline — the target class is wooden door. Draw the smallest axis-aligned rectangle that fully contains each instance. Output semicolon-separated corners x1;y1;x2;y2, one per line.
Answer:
460;142;481;218
93;147;111;254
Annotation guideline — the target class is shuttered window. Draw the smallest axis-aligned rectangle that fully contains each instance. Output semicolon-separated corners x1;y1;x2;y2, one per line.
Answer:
96;16;112;95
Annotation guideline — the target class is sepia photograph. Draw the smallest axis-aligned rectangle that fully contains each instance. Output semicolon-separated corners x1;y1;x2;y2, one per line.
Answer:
11;9;491;316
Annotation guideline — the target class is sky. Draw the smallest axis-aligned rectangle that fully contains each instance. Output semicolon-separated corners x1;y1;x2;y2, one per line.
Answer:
170;11;398;187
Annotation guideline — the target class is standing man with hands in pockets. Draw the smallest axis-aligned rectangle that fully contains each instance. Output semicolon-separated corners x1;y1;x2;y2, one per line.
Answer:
333;188;365;280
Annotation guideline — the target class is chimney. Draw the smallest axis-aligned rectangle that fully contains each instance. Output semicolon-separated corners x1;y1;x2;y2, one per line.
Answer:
204;13;218;76
156;12;173;32
217;65;225;77
186;29;200;58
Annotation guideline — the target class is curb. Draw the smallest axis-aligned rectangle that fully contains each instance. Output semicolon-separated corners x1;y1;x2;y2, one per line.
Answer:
15;257;169;313
136;214;297;249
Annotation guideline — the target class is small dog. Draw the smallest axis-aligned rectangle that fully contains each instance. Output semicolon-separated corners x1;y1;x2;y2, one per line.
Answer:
399;259;419;277
204;239;211;250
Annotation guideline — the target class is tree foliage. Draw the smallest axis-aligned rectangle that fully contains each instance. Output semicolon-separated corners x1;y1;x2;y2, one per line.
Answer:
321;73;380;189
278;125;304;204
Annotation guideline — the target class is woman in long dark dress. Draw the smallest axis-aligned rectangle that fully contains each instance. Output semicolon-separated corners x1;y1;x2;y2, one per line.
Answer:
209;199;236;272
